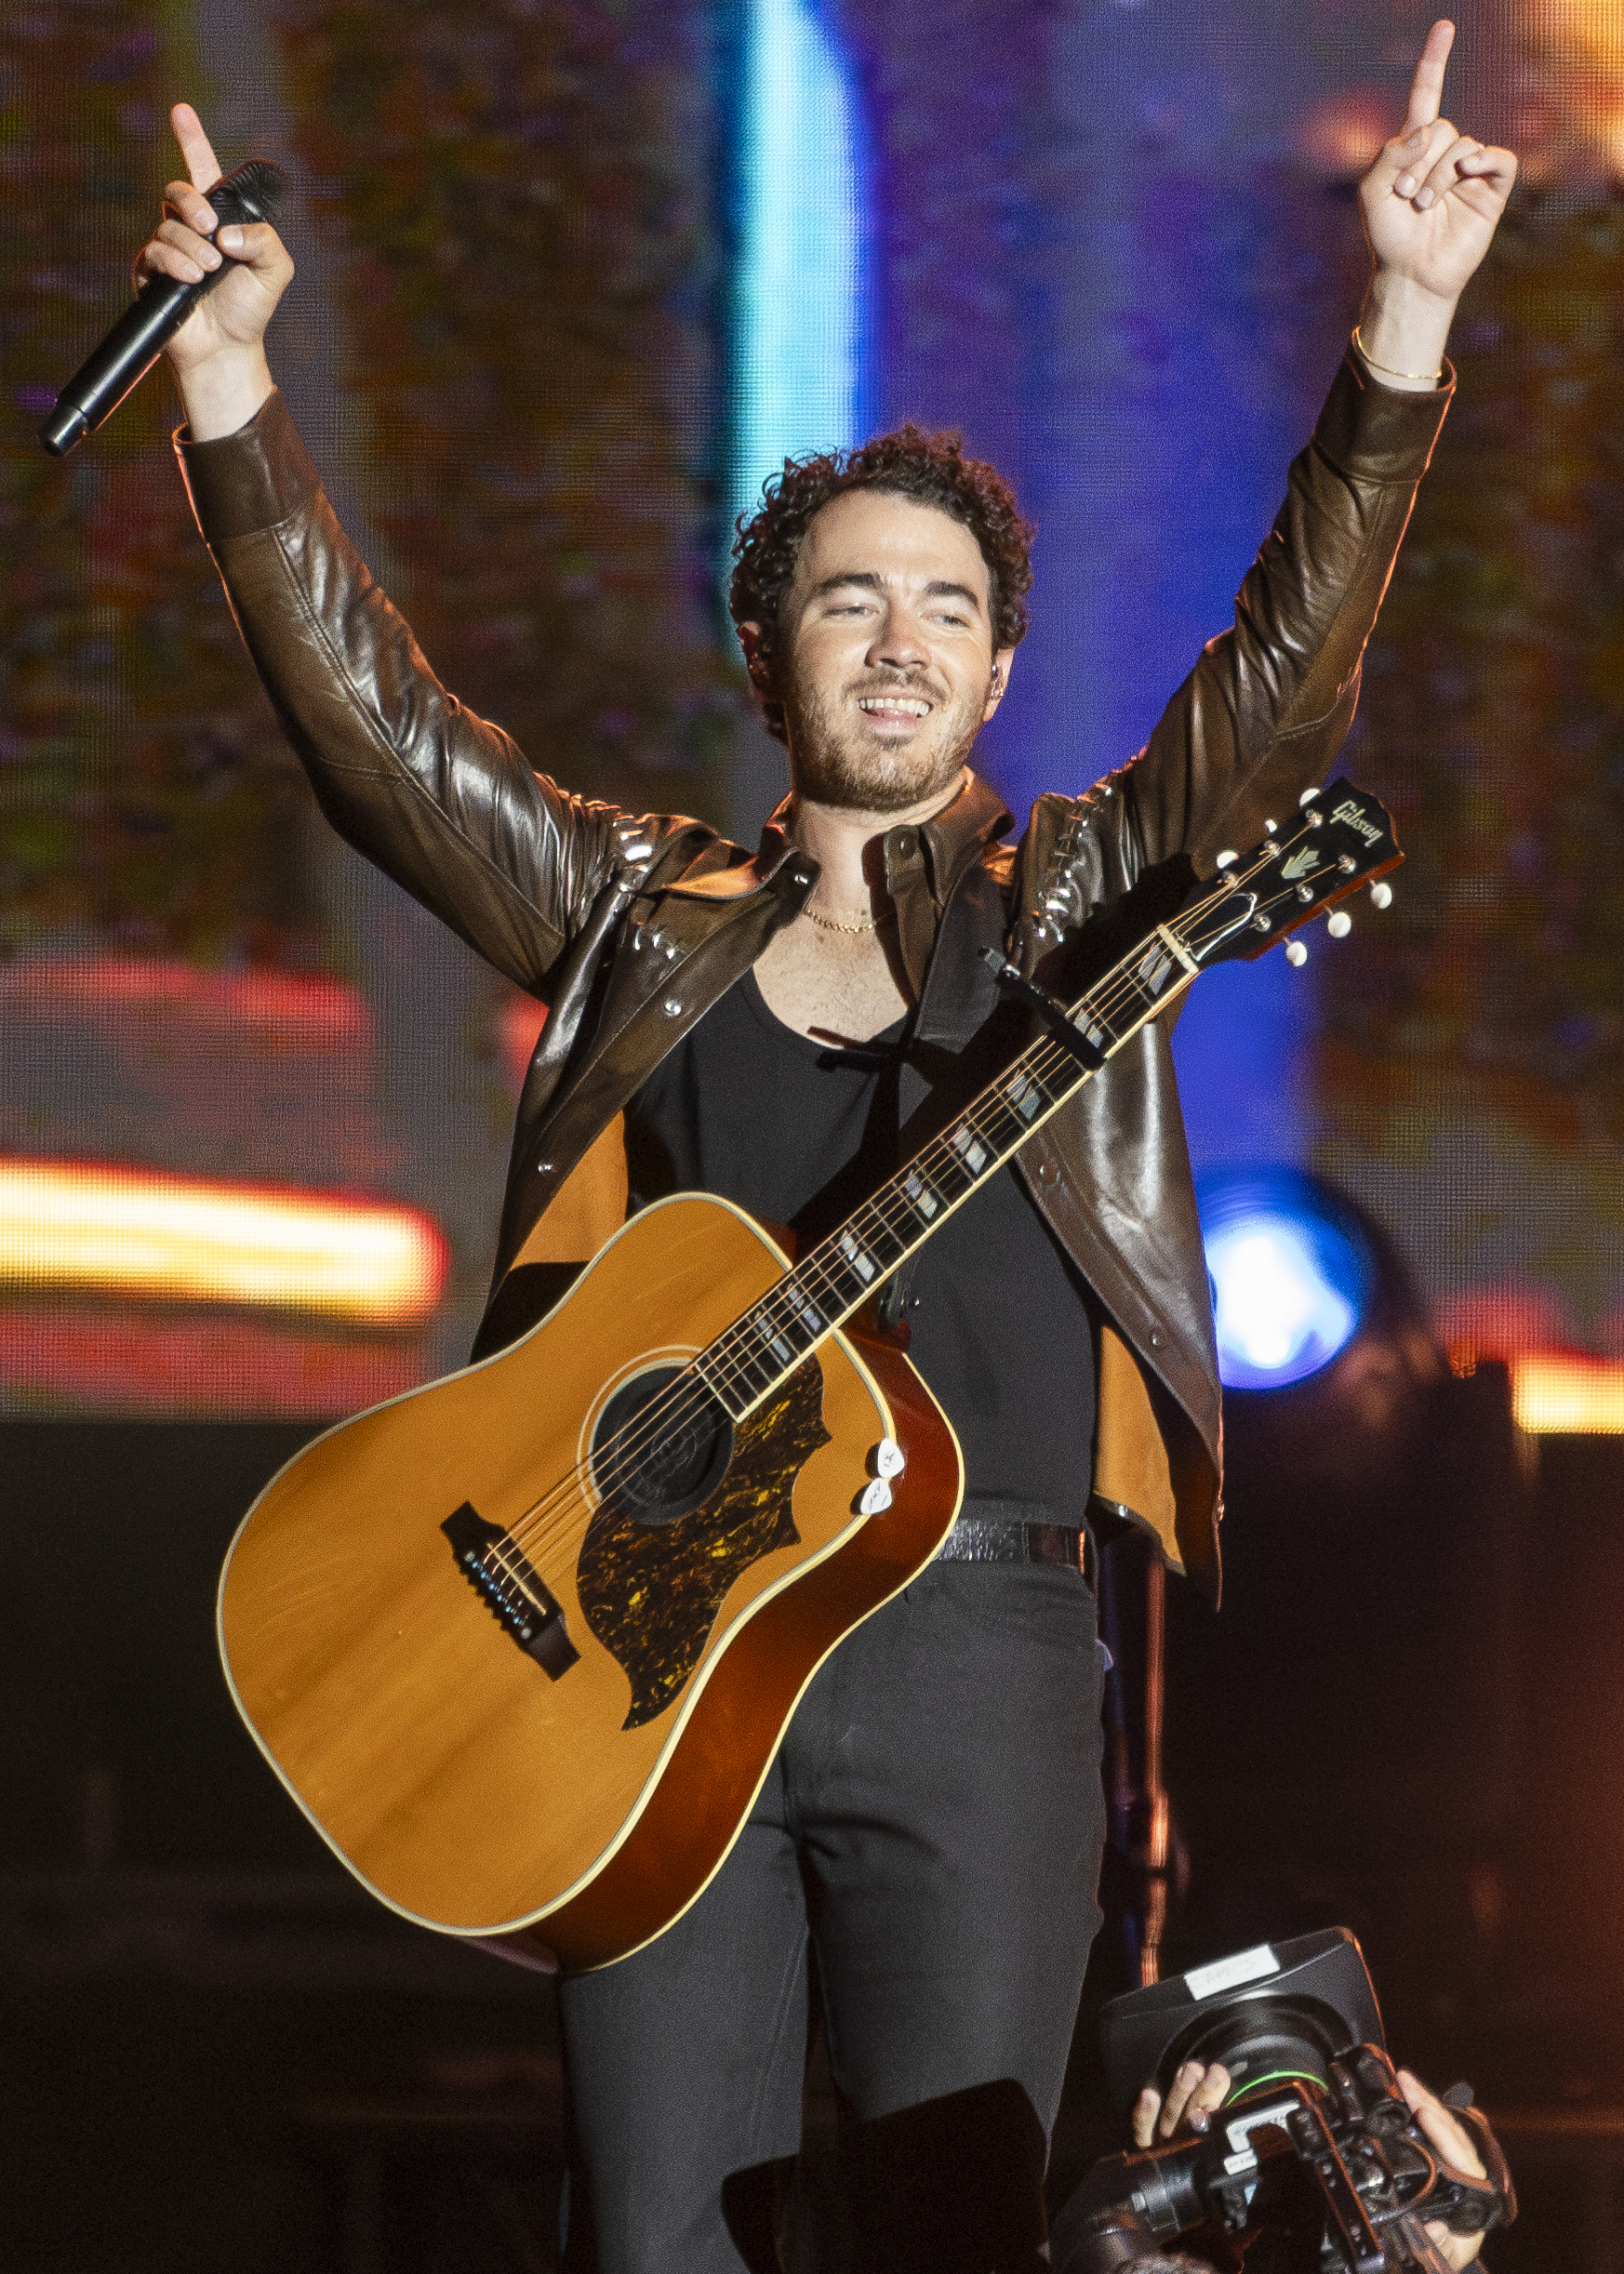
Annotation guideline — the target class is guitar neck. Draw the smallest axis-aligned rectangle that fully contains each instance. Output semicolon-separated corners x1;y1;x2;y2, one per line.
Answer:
693;880;1259;1422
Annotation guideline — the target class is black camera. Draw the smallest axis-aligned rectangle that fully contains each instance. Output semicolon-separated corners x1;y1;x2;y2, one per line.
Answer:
1052;1929;1516;2274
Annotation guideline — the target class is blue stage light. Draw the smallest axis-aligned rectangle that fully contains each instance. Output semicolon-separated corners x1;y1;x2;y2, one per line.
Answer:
725;0;870;578
1197;1170;1377;1391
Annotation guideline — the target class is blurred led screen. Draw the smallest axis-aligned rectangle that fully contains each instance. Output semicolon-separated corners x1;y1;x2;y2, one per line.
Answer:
4;0;1623;1417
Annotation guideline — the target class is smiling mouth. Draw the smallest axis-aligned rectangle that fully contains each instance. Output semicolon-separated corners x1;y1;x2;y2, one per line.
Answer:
857;694;932;722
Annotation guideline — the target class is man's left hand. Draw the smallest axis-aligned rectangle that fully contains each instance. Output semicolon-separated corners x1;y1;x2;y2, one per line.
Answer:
1398;2068;1490;2271
1352;19;1518;388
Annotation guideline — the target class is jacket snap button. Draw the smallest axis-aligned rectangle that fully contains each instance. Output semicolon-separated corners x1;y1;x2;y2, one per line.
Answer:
663;997;683;1017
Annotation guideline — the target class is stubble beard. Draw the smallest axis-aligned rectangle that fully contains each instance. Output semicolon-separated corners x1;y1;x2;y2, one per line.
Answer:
783;672;983;815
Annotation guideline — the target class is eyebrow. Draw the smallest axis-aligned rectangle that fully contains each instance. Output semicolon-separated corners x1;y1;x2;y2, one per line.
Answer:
809;571;984;614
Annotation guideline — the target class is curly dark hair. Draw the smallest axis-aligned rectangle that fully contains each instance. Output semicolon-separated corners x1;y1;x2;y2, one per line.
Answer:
728;424;1035;744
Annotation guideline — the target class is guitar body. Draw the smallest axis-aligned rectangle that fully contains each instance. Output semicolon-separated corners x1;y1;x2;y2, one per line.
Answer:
218;1193;964;1972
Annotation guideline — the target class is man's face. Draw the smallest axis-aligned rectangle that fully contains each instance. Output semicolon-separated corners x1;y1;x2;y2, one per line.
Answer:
754;488;1014;813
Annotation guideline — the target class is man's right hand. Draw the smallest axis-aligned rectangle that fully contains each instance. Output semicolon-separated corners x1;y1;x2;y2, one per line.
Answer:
134;102;294;441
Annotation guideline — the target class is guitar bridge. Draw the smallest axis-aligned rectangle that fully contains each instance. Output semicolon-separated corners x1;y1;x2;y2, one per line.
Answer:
442;1501;580;1680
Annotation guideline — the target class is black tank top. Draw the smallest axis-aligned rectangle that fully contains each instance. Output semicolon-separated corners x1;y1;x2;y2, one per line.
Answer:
624;969;1097;1525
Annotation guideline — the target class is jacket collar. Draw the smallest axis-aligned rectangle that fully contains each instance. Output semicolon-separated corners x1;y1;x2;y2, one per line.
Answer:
656;767;1013;911
659;814;805;901
909;768;1013;901
757;766;1011;887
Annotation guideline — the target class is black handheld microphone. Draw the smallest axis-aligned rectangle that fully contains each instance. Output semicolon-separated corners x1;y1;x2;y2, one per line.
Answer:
39;155;288;459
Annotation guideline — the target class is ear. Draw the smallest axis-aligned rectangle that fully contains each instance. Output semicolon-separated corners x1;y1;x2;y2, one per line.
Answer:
983;646;1016;720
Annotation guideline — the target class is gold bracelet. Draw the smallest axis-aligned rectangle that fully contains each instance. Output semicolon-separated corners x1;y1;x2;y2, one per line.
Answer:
1351;325;1443;384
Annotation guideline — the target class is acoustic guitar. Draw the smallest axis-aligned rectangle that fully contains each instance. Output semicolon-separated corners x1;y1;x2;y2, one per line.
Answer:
218;783;1400;1973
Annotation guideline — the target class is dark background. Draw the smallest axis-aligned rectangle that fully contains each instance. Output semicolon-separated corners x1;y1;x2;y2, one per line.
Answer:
1;1392;1613;2271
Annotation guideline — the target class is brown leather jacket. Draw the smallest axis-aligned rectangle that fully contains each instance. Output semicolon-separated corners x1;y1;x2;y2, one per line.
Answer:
175;350;1452;1602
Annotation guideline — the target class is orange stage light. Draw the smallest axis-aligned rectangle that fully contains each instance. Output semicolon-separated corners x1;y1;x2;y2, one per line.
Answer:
0;1159;447;1326
1511;1350;1624;1436
1537;0;1624;172
499;991;548;1093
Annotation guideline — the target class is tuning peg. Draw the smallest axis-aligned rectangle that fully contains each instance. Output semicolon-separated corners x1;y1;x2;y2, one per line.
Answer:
1298;786;1324;806
1215;849;1238;869
1263;819;1278;836
1369;881;1393;911
1326;911;1351;939
1285;938;1309;966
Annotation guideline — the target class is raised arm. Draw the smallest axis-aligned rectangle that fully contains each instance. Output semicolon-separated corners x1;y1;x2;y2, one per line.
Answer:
1120;20;1516;873
142;104;644;989
137;102;286;440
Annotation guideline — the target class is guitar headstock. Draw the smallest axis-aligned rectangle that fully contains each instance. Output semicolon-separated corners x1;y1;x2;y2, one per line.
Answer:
1183;781;1403;968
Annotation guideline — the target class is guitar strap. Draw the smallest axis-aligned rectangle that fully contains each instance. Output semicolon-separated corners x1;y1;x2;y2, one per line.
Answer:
877;853;1014;1330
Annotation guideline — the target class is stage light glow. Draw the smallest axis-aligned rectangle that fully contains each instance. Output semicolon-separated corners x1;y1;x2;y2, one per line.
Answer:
1199;1170;1375;1391
1537;1;1624;173
1511;1352;1624;1436
0;957;373;1049
0;1160;446;1325
727;0;868;565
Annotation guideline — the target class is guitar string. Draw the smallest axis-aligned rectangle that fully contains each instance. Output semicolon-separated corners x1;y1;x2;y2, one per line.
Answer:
491;839;1315;1578
495;1004;1245;1591
493;907;1217;1561
489;841;1326;1576
491;842;1313;1579
490;1000;1133;1572
522;830;1314;1490
497;1026;1186;1574
492;1024;1093;1568
489;1082;1075;1585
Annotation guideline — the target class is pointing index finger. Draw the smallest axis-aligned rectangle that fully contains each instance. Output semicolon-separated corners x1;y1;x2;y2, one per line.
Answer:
170;101;223;197
1402;19;1456;136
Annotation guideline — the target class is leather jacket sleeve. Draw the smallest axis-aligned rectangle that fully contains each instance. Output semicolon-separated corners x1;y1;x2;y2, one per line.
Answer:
1118;346;1455;877
174;389;648;995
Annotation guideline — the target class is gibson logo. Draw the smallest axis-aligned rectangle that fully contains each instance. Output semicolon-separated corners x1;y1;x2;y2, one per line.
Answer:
1330;797;1380;844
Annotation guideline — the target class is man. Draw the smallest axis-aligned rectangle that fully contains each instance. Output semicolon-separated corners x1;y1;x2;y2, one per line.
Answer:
140;21;1512;2271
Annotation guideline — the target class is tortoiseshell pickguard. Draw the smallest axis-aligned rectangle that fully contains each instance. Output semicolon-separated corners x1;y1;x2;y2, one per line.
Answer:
576;1359;832;1730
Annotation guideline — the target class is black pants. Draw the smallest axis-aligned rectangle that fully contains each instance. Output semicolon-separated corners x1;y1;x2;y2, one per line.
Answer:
559;1558;1108;2274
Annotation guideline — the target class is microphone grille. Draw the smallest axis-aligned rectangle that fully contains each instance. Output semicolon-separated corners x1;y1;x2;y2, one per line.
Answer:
212;156;290;227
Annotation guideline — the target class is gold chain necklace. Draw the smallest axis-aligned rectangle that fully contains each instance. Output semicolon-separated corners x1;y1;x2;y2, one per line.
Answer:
801;902;894;936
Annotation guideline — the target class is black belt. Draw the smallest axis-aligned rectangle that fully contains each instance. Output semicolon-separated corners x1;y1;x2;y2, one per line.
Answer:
934;1501;1085;1574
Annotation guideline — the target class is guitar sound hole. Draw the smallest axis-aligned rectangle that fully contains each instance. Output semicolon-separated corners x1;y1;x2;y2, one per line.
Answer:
591;1366;735;1528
